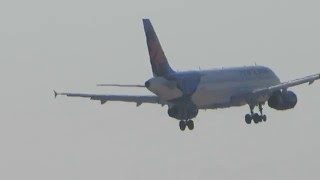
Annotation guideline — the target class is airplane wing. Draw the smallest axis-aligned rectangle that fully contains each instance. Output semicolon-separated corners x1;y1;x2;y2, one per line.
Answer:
54;91;163;106
254;73;320;94
232;73;320;104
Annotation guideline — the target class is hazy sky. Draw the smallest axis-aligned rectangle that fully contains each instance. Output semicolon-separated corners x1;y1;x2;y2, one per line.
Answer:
1;0;320;179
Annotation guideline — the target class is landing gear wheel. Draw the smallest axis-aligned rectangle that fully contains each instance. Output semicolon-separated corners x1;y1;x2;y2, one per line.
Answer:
262;115;267;122
246;104;268;124
253;113;260;124
245;114;252;124
186;120;194;130
179;121;186;131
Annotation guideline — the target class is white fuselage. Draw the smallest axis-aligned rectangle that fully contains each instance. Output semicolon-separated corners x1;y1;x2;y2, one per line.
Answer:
146;66;280;109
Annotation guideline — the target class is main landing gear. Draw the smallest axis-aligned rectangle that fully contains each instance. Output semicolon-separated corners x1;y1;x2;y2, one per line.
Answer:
245;104;267;124
179;120;194;131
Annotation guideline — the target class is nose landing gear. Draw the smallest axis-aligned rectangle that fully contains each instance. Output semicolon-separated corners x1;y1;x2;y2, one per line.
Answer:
179;120;194;131
186;120;194;130
179;121;186;131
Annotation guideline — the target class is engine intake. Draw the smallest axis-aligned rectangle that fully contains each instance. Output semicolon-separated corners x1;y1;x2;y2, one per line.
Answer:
268;90;297;110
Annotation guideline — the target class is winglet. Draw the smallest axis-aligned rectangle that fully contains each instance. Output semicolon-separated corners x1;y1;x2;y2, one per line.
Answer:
54;90;58;98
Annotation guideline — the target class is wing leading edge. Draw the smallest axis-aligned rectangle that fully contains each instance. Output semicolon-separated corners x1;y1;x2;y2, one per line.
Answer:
54;91;163;107
254;73;320;94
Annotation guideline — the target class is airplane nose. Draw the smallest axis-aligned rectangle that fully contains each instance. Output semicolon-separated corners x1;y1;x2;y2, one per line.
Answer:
145;80;151;88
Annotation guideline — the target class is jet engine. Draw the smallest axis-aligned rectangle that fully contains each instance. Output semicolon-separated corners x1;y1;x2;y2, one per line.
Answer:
167;105;199;120
268;90;297;110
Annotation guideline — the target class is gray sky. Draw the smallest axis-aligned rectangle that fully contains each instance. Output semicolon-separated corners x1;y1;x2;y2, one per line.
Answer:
1;0;320;179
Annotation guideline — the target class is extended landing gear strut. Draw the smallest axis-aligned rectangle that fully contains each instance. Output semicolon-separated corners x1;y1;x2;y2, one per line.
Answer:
245;104;267;124
179;120;194;131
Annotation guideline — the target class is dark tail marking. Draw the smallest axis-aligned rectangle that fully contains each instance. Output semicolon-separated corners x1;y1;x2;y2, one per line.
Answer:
143;19;174;77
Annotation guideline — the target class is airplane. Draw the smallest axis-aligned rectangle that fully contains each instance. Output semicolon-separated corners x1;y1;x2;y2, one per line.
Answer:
54;19;320;131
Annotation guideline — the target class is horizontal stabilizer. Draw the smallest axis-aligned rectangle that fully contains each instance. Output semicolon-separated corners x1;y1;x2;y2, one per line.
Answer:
96;84;145;87
53;90;163;106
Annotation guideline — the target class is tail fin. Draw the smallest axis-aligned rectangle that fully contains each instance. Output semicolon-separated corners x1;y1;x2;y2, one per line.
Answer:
143;19;174;77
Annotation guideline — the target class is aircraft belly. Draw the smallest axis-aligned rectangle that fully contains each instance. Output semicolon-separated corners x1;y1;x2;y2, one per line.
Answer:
192;77;280;109
192;84;233;108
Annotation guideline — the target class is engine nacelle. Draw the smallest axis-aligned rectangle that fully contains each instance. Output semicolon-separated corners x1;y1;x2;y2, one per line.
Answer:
168;106;179;118
268;90;298;110
167;105;199;120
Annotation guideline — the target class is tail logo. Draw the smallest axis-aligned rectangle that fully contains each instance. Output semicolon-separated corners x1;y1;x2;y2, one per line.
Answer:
143;19;174;77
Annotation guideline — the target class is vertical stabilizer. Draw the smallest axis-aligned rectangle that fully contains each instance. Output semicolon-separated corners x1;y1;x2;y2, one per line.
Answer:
143;19;174;77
